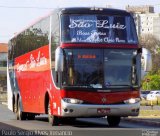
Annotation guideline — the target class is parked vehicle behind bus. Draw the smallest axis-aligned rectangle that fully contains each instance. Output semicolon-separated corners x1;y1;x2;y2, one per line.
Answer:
7;7;152;127
146;91;160;101
140;90;150;100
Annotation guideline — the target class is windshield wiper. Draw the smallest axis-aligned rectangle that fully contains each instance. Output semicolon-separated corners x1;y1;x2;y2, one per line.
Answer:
106;84;139;88
63;85;94;89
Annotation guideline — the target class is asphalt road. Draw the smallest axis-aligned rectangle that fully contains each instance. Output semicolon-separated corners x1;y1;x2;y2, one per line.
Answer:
0;104;160;136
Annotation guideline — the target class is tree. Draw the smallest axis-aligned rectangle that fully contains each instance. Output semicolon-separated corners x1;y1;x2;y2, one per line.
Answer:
139;34;160;54
139;34;160;74
142;74;160;90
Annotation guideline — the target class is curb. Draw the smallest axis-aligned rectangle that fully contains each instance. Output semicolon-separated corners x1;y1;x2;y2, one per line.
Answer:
2;102;7;106
0;101;7;106
122;117;160;127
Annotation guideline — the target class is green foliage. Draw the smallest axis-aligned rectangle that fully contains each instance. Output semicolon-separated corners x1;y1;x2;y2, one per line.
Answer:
142;74;160;90
157;48;160;54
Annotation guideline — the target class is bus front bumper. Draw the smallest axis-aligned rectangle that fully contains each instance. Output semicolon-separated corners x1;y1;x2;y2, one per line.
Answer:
61;100;140;117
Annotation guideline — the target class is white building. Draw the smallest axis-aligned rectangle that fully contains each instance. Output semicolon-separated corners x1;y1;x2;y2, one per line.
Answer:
126;5;160;41
137;13;160;41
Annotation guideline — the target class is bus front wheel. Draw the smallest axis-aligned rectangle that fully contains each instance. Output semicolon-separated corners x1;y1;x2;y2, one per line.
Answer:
107;116;121;127
27;113;35;120
48;102;59;126
16;99;26;120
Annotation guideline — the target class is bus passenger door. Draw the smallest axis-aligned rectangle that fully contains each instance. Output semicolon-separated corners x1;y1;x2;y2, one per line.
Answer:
7;67;14;111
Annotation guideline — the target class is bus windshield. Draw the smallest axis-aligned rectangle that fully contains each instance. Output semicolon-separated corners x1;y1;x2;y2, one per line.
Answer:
62;49;140;89
61;15;138;44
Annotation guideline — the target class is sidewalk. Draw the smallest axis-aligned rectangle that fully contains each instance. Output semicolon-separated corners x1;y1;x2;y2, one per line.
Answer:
1;101;7;106
123;106;160;126
122;117;160;127
0;91;7;104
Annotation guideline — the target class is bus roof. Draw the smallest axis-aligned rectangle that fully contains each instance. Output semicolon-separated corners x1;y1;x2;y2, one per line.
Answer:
60;7;131;16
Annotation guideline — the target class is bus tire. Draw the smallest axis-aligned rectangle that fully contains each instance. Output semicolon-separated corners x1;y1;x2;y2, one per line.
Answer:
65;117;76;124
48;102;59;126
16;99;26;120
107;116;121;127
13;102;17;113
27;113;35;120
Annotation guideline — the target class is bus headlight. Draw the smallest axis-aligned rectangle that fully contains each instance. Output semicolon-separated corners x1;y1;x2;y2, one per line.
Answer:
63;98;83;104
124;98;140;104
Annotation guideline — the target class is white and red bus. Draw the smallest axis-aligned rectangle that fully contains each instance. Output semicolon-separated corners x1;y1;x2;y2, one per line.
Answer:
7;7;152;126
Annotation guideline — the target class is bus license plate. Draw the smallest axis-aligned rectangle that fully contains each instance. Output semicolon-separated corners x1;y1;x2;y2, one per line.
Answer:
97;108;110;114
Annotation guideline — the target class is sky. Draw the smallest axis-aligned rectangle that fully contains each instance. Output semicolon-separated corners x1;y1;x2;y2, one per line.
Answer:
0;0;159;43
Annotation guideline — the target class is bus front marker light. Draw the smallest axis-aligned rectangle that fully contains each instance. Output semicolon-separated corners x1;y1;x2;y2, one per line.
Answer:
136;108;139;112
64;109;68;112
70;109;73;113
131;108;139;112
124;98;140;104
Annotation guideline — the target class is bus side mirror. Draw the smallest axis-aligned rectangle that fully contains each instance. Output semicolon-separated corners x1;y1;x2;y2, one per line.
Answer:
141;48;152;79
55;47;64;72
